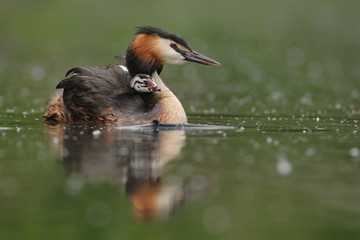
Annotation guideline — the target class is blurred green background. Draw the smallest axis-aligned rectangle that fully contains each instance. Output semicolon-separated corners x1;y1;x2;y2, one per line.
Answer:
1;0;359;116
0;0;360;240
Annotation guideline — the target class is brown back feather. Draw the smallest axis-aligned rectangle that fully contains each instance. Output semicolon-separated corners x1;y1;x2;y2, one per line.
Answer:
56;65;160;123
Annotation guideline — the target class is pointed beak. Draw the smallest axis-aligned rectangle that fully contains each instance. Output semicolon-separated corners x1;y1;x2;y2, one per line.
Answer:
182;50;221;66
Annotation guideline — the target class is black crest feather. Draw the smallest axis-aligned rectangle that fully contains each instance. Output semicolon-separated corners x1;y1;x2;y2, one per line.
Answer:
136;26;192;50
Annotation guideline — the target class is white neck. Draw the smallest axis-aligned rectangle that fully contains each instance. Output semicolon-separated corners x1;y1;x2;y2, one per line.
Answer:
151;72;169;91
150;72;187;124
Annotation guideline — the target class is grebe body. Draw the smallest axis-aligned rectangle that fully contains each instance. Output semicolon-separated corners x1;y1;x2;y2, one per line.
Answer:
43;26;221;124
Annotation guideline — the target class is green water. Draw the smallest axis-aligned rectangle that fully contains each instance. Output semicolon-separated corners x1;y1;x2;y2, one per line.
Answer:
1;0;360;239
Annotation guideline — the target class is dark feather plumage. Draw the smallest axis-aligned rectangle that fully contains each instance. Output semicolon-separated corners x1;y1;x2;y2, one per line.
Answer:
136;26;192;51
125;47;163;77
53;65;160;123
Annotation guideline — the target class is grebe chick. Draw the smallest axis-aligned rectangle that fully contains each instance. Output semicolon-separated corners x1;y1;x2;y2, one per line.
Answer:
130;74;161;93
43;26;221;124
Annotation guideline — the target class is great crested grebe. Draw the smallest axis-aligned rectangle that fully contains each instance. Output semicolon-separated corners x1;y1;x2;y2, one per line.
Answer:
43;26;221;124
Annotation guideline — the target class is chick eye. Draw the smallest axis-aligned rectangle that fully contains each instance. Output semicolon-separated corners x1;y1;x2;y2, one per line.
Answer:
170;43;177;49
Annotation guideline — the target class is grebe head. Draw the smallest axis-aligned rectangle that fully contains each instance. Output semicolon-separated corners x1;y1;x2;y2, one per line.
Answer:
126;26;221;77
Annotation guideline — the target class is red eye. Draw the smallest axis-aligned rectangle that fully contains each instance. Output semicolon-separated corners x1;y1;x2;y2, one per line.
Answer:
170;43;177;49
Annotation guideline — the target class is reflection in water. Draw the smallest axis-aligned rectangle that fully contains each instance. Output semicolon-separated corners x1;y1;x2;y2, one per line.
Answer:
46;123;187;221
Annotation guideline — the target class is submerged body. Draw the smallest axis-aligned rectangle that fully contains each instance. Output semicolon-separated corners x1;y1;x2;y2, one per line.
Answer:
43;26;220;124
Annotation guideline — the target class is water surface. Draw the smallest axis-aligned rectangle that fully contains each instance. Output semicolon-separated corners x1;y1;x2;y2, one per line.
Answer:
0;112;359;239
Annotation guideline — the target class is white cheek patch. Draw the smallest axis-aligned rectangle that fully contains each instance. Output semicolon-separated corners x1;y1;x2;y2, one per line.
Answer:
157;38;186;65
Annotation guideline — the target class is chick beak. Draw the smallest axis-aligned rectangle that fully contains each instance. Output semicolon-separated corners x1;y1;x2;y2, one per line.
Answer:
182;50;221;66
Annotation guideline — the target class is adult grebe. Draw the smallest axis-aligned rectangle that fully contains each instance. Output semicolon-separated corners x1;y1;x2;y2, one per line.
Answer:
43;26;221;124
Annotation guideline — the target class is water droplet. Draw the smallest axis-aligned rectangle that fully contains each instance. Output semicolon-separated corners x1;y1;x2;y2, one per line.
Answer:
349;147;359;157
300;93;312;105
52;137;60;144
16;141;23;148
92;130;101;138
194;151;204;162
189;175;208;192
269;91;282;101
64;174;84;196
118;147;130;156
305;148;315;157
276;157;292;176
